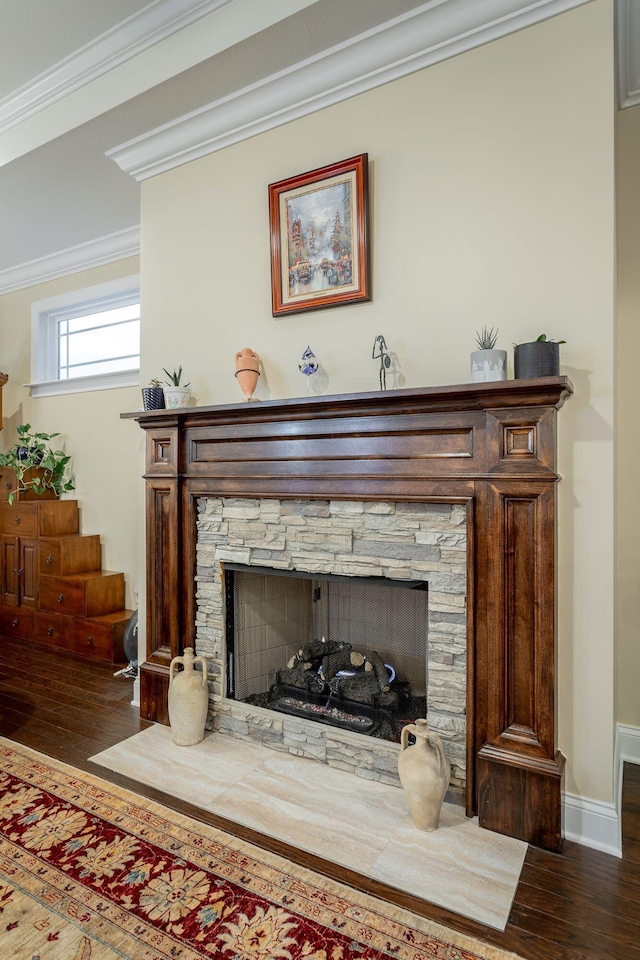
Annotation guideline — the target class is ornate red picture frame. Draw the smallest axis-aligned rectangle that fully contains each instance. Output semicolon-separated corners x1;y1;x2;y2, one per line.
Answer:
269;153;370;317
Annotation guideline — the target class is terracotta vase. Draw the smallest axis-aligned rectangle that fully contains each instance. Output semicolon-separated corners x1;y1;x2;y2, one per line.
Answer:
234;348;260;400
398;718;450;831
168;647;209;746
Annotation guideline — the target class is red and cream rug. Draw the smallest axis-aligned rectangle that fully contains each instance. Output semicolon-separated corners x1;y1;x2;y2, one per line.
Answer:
0;738;520;959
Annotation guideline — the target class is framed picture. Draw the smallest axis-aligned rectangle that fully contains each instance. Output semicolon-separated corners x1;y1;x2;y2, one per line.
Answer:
269;153;370;317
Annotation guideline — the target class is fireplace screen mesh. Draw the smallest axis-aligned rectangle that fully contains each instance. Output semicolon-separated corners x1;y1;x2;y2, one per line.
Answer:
226;565;428;743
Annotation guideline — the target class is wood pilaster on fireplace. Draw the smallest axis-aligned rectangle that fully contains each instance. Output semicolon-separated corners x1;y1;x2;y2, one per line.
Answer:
122;376;572;852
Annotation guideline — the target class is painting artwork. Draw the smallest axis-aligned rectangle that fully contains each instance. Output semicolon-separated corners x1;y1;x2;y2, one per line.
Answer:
269;154;370;316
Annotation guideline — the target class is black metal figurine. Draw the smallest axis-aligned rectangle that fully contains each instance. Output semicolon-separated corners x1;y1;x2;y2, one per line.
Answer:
372;335;391;391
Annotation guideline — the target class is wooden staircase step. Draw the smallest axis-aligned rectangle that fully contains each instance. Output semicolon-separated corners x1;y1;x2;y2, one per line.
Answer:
39;571;125;618
70;609;136;663
39;535;101;576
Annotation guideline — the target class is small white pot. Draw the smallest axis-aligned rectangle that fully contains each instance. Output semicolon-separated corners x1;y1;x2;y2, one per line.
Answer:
164;386;191;408
470;349;507;382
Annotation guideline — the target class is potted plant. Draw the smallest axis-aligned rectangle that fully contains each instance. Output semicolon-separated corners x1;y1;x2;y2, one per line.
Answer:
514;334;566;379
0;423;74;505
470;327;506;382
163;367;191;409
141;378;165;410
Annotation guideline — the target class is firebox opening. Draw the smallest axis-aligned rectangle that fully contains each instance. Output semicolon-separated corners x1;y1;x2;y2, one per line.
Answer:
224;563;428;743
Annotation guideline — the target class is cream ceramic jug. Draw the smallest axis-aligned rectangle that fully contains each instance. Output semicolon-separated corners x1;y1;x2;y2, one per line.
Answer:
168;647;209;746
398;718;450;831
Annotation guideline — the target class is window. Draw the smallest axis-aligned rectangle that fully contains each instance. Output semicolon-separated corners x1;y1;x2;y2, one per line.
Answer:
29;275;140;397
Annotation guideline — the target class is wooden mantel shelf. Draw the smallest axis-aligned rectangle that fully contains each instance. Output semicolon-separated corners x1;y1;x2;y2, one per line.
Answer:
124;376;572;851
122;376;572;427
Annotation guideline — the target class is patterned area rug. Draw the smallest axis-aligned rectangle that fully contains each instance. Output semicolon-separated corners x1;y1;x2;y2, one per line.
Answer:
0;739;521;960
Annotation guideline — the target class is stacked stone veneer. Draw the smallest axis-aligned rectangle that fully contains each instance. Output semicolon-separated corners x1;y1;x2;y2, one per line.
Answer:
195;497;467;795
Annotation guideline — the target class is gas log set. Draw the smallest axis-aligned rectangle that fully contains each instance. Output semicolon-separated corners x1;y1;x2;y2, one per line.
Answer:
244;636;425;741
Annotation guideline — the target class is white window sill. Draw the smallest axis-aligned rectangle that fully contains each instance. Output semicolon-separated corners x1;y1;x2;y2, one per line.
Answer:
25;369;140;398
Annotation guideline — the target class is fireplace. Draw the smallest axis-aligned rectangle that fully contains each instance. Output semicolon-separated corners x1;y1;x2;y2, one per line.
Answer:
194;496;467;799
124;377;572;851
228;565;429;739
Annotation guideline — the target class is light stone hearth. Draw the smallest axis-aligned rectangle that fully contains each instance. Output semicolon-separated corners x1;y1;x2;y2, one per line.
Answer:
195;497;467;796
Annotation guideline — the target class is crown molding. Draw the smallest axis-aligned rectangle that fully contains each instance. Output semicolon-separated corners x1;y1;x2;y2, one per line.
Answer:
617;0;640;108
107;0;592;182
0;227;140;296
0;0;232;136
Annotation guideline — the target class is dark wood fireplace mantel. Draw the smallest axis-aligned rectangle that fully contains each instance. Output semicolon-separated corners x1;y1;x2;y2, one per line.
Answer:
123;376;572;851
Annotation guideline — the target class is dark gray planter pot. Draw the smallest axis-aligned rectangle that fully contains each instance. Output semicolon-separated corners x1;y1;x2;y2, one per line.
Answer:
514;341;560;379
141;386;165;410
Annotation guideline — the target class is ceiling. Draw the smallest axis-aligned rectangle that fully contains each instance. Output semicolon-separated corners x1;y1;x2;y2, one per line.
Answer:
0;0;636;295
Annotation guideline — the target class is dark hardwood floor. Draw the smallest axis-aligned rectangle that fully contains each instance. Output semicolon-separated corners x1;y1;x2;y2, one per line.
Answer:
0;634;636;960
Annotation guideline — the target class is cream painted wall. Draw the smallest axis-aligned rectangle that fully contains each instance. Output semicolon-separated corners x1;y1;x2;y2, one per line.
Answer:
140;1;616;803
0;257;143;610
616;104;640;728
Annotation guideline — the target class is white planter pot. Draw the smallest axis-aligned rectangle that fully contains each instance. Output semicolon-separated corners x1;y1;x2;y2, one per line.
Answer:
470;349;507;382
164;386;191;408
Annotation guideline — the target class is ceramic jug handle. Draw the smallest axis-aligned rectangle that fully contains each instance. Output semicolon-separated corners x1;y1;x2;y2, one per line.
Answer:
429;729;447;773
169;655;182;684
400;723;417;752
196;656;208;684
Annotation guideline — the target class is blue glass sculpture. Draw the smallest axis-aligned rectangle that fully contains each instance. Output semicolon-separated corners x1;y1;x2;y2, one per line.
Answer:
298;346;319;377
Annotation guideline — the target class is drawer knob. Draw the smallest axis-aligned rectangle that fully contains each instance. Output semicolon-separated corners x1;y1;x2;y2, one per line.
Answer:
46;555;53;564
17;568;22;577
47;627;53;636
14;516;20;524
86;636;93;645
57;593;64;603
12;619;18;627
5;482;11;489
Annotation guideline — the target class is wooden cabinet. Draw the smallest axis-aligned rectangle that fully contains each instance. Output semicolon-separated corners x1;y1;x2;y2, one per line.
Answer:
1;535;38;607
0;499;133;664
0;605;32;639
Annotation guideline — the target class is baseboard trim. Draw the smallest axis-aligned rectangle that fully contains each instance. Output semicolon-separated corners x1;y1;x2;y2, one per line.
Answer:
617;724;640;766
131;675;141;709
562;792;621;857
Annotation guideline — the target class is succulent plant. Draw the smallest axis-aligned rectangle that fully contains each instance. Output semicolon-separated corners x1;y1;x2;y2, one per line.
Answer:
163;366;190;387
475;326;499;350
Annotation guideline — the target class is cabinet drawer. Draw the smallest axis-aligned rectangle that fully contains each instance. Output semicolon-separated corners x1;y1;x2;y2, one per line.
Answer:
0;503;37;537
32;611;70;649
70;620;114;661
70;612;132;663
0;606;33;639
39;535;101;576
0;501;79;537
39;571;124;618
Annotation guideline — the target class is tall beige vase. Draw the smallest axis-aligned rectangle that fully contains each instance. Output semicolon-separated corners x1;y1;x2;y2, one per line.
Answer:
398;718;450;831
168;647;209;746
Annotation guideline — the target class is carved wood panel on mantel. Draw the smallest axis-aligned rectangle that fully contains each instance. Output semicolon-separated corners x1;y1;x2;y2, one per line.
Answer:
122;376;572;851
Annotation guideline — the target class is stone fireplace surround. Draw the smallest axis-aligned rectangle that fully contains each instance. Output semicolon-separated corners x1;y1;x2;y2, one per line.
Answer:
123;376;572;852
194;496;467;798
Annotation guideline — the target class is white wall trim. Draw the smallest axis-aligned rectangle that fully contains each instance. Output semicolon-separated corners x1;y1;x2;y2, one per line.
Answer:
617;0;640;108
0;0;233;136
615;723;640;851
107;0;592;182
0;227;140;296
617;724;640;766
562;792;621;857
131;675;141;708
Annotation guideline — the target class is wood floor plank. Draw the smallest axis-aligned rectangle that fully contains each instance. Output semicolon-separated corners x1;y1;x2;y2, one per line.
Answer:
0;634;636;960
